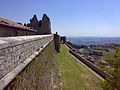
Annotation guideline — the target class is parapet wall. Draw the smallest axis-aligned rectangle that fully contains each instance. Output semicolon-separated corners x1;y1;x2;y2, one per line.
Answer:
0;35;53;89
0;24;36;37
69;50;110;80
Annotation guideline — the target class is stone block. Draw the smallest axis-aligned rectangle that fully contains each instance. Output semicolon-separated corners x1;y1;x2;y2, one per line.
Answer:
8;47;13;53
0;64;4;70
0;70;3;79
0;59;3;65
0;49;7;56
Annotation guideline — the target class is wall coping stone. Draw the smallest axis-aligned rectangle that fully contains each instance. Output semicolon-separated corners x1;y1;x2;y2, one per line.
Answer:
0;34;52;50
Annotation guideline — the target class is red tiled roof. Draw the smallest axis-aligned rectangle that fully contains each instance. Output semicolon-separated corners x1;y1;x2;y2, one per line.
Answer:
0;17;37;32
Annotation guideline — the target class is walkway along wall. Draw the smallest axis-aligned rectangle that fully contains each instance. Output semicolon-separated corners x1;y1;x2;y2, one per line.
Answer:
0;35;62;89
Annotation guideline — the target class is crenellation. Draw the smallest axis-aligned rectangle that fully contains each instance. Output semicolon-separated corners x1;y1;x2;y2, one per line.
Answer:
29;14;51;35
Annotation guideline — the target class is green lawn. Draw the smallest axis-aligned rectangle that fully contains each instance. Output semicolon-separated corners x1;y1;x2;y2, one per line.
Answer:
57;44;103;90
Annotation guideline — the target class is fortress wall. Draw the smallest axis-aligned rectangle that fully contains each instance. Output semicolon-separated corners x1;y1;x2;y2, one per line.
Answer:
0;25;36;37
65;42;74;50
69;50;110;80
0;27;14;36
0;35;53;89
4;40;61;90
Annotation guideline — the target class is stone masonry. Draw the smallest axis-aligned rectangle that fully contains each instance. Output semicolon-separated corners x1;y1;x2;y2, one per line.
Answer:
4;40;61;90
0;14;51;37
0;35;53;89
29;14;51;35
0;18;37;37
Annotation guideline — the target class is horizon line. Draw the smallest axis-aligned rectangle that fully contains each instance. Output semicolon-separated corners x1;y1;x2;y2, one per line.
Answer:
66;36;120;38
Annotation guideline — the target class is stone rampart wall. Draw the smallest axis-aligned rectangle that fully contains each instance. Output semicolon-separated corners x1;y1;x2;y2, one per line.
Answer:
69;50;111;80
0;25;36;37
4;40;61;90
0;35;53;89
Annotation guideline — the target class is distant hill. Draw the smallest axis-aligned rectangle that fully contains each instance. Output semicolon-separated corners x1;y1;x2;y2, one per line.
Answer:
67;37;120;45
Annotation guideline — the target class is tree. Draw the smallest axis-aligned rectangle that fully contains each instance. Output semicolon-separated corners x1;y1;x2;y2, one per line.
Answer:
101;47;120;90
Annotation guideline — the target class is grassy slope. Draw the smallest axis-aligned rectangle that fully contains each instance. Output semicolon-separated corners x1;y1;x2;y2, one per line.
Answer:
57;44;102;90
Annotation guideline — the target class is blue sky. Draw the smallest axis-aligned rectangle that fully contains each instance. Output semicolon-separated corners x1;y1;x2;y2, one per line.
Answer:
0;0;120;37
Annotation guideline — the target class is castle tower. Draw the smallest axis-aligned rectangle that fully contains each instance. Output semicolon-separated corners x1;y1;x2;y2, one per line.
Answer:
30;15;39;31
29;14;51;35
39;14;51;34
